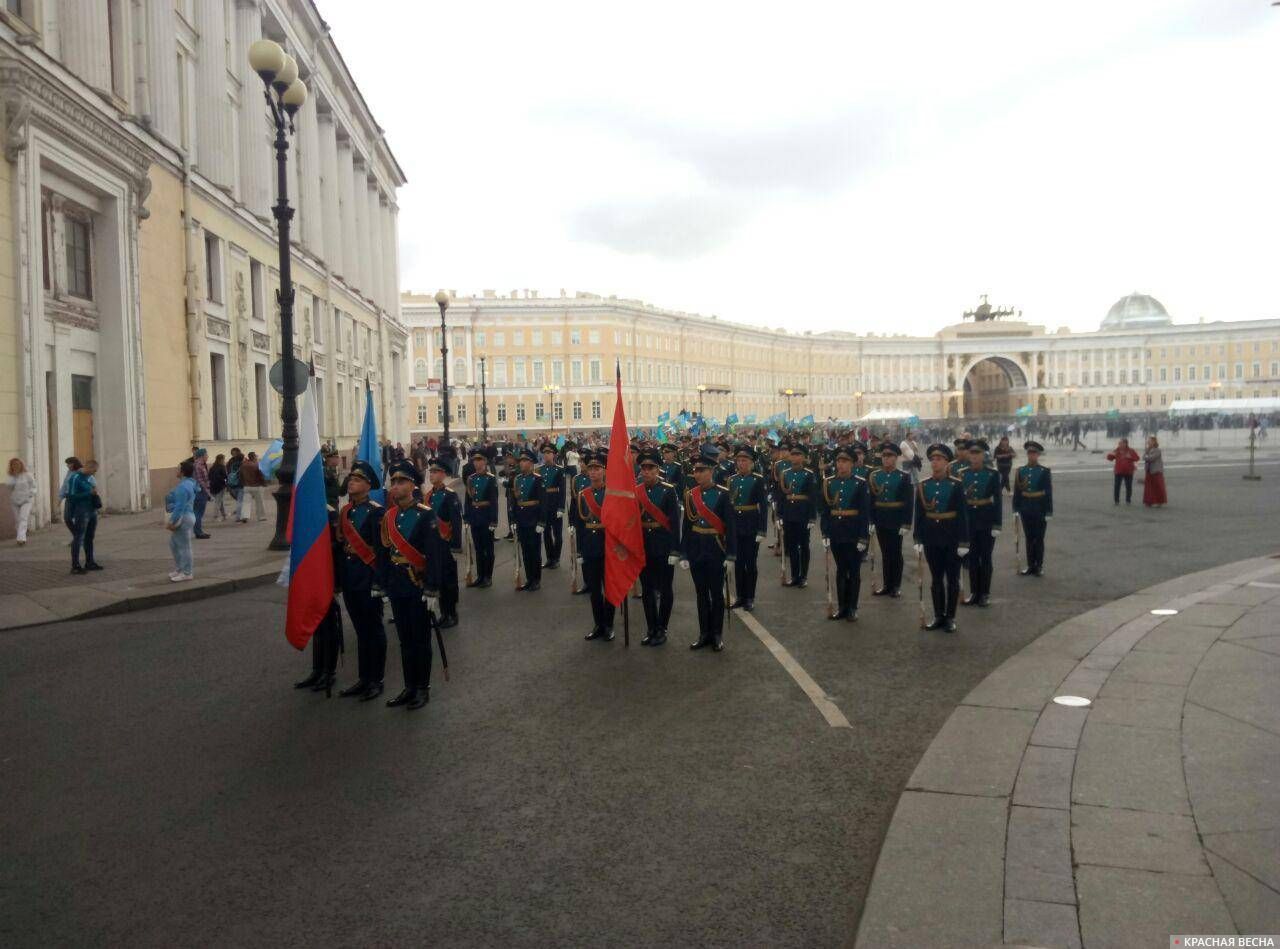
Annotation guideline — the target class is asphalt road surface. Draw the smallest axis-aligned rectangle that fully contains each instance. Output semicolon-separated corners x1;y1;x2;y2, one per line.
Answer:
2;460;1277;948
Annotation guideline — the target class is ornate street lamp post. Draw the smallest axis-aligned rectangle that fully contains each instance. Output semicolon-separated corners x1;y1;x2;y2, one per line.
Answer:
436;290;450;451
247;39;307;550
543;383;560;433
479;355;489;441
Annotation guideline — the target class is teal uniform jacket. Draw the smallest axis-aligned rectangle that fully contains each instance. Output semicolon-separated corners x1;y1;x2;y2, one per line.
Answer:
338;498;384;592
780;466;817;523
682;484;738;564
511;471;544;529
962;465;1003;531
573;485;608;558
728;472;768;536
1012;464;1054;517
868;468;913;532
424;483;463;553
948;459;969;480
538;462;566;515
912;475;969;547
376;501;442;598
659;460;684;495
819;474;870;545
638;479;682;561
464;472;499;529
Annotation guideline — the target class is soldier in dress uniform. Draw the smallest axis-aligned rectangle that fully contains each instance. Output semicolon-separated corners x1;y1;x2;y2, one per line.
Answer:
850;441;872;481
567;459;592;595
869;441;913;597
727;444;768;612
781;443;818;588
501;451;518;541
659;444;685;497
820;446;871;621
913;444;970;632
464;449;499;588
376;460;442;710
961;438;1002;606
512;449;545;590
948;438;971;479
1012;440;1053;576
424;459;463;628
767;443;791;552
294;499;346;694
573;453;616;641
538;445;566;569
635;450;682;645
680;447;737;651
714;449;734;488
334;461;387;701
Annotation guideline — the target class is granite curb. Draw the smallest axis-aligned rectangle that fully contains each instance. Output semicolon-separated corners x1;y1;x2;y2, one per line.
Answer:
854;555;1280;949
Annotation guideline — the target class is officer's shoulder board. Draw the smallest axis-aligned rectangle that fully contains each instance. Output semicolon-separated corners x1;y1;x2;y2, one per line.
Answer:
659;479;674;489
855;474;867;483
368;499;383;508
948;475;963;483
416;502;432;511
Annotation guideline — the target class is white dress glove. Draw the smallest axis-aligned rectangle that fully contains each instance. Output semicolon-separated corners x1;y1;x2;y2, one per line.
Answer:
423;596;440;614
679;559;690;570
755;533;765;543
958;546;970;558
1014;511;1021;519
536;524;544;533
726;555;736;563
899;526;909;536
576;555;584;565
857;541;867;553
914;543;923;553
822;538;830;549
991;529;1001;536
667;554;679;566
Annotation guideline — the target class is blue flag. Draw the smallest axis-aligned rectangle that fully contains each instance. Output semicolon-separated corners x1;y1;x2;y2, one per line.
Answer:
357;385;386;502
726;413;739;427
799;414;815;428
259;438;285;480
744;414;756;424
657;410;670;424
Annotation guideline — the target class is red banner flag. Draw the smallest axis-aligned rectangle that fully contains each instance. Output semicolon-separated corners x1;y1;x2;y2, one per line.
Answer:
601;363;645;606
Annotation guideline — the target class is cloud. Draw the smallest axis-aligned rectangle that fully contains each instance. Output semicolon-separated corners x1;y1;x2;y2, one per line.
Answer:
567;192;749;260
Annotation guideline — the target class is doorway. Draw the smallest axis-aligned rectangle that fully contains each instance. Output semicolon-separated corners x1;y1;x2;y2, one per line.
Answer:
71;374;95;462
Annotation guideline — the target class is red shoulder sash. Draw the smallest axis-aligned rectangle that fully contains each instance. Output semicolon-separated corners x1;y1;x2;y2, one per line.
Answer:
580;487;603;521
636;485;671;531
384;506;427;572
689;487;725;535
341;503;375;566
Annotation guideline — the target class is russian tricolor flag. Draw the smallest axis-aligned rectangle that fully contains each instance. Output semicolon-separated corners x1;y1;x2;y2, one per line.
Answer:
285;378;335;650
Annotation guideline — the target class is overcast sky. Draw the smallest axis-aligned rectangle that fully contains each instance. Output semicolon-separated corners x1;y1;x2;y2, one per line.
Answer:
322;0;1278;336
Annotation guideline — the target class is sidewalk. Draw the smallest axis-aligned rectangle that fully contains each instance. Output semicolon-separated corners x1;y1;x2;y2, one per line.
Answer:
855;555;1280;948
0;507;283;631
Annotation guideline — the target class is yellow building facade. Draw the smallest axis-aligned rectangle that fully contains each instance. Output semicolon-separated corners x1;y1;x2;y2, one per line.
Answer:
403;290;1280;436
0;0;407;538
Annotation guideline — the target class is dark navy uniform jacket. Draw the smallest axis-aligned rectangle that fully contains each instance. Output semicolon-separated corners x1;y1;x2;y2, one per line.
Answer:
728;472;768;537
538;462;566;515
659;460;685;496
682;484;738;564
869;468;913;532
780;466;818;524
572;485;608;559
1012;464;1054;517
425;483;464;554
464;471;499;529
638;479;682;562
912;476;970;548
338;498;384;593
962;465;1003;531
376;501;442;598
820;474;871;545
511;471;545;529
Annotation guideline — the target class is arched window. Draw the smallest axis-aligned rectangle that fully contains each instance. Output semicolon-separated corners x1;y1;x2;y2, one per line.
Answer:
414;358;428;386
453;357;467;383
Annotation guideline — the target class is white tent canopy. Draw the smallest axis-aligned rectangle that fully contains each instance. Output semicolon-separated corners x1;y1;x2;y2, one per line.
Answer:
856;407;917;422
1168;397;1280;416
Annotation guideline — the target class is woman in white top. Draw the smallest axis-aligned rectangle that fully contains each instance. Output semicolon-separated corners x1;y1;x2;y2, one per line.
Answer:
7;458;37;544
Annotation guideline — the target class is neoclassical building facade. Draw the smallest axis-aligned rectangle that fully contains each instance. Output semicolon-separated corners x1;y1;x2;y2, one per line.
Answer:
0;0;408;537
402;290;1280;436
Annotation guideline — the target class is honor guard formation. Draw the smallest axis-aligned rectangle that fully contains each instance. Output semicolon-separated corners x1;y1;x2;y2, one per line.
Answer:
294;434;1053;708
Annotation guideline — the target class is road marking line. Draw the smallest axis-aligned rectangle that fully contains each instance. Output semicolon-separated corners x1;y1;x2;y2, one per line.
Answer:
1248;580;1280;589
736;609;851;729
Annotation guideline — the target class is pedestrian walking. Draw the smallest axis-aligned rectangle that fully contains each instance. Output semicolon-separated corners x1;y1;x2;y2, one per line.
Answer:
209;453;229;520
7;458;36;544
81;460;103;571
239;451;269;522
226;447;245;519
993;436;1016;493
1106;438;1140;505
164;460;198;581
1142;436;1168;507
191;448;212;538
63;458;95;574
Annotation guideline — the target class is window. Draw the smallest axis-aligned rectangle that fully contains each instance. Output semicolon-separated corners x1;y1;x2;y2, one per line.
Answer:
572;400;582;420
1218;364;1227;379
513;331;524;346
437;404;445;422
553;401;563;421
334;310;343;351
516;403;526;422
255;363;270;438
1188;365;1196;381
1159;368;1167;382
453;330;464;350
532;330;543;346
1145;368;1153;383
414;358;428;386
352;324;360;360
209;352;229;439
514;357;526;386
590;359;602;384
552;360;564;384
203;231;222;304
535;402;545;421
494;332;505;347
552;331;562;345
532;360;544;385
454;357;466;382
497;403;507;422
1173;367;1181;382
417;404;428;424
65;216;94;300
591;400;602;420
570;329;581;345
589;330;600;344
493;360;507;386
571;359;583;384
614;331;621;345
458;403;467;422
476;331;486;348
1235;363;1244;379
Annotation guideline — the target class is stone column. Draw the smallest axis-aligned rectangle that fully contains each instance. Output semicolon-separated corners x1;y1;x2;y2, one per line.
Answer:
318;112;342;276
336;137;357;286
365;179;384;310
139;0;180;146
351;156;371;298
235;0;271;219
194;0;234;190
297;91;324;259
384;201;401;317
58;0;112;92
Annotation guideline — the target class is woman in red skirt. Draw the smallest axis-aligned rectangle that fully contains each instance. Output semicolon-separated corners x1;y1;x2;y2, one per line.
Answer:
1142;436;1167;507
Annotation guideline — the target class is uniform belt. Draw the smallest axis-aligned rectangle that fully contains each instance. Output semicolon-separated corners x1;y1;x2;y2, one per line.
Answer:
829;509;860;516
733;504;759;511
967;498;993;506
692;526;722;535
545;487;559;493
786;494;808;501
1022;490;1045;498
471;501;490;507
874;501;904;508
583;523;602;530
926;511;957;520
518;500;540;507
642;520;668;530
